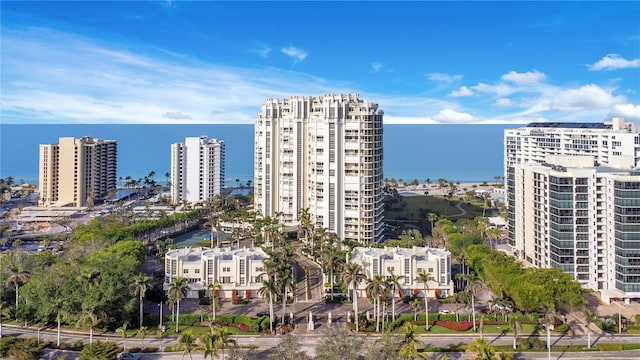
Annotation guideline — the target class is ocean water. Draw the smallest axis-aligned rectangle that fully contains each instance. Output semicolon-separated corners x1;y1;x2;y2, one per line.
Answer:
0;124;517;186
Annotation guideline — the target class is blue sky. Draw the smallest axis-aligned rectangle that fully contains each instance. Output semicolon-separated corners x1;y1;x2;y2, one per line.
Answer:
2;1;639;124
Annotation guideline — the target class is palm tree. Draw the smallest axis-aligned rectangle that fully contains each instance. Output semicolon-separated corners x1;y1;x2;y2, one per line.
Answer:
585;309;597;349
410;298;421;322
116;321;129;352
258;277;277;333
416;272;434;331
427;213;438;232
366;274;387;332
458;272;482;332
213;327;237;360
342;263;366;332
4;254;30;318
199;331;217;359
137;326;149;348
207;281;221;321
277;266;295;327
76;307;106;344
322;245;344;300
486;227;501;249
387;270;404;322
508;312;522;350
168;277;189;333
399;323;428;359
175;330;199;360
482;192;491;217
466;337;496;360
131;274;151;328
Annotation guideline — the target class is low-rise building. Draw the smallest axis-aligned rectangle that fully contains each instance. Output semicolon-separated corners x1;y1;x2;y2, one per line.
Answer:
350;246;454;298
164;246;268;299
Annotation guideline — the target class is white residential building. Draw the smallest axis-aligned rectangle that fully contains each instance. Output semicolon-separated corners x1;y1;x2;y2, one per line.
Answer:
254;93;384;243
164;247;268;299
512;155;640;303
170;136;225;205
39;136;117;207
505;118;640;247
350;246;454;298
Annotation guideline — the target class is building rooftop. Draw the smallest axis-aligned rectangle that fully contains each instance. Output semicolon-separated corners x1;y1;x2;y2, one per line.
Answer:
526;122;612;129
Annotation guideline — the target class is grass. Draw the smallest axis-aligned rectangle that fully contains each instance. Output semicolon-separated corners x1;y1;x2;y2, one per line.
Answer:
385;195;486;224
408;323;539;335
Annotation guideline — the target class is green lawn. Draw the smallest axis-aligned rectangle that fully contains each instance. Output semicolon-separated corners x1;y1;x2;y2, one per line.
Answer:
385;195;486;223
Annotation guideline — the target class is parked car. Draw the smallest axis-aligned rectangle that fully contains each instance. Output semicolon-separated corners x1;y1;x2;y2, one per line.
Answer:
118;352;141;360
439;309;452;314
256;311;270;317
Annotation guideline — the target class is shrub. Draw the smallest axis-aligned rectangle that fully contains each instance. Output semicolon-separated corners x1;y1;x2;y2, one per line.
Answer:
164;346;174;352
435;321;473;331
78;341;119;360
142;346;159;353
596;343;623;351
128;347;142;353
73;340;85;351
554;323;569;332
238;323;249;331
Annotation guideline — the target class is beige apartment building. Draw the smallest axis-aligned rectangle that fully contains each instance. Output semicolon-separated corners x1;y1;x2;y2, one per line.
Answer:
39;136;117;207
254;93;384;243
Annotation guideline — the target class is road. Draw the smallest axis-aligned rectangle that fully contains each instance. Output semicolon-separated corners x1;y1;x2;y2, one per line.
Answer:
5;324;640;360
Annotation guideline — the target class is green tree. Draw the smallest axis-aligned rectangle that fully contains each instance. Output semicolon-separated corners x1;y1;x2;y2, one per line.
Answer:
410;298;421;322
387;270;404;322
508;313;522;350
585;309;597;349
137;326;149;348
258;277;277;334
168;277;189;333
175;330;199;360
366;274;388;333
466;338;496;360
321;245;344;301
4;253;30;317
116;321;129;352
131;274;151;328
78;341;119;360
208;281;221;321
314;329;363;360
399;323;428;359
415;272;434;331
213;327;237;360
268;333;309;360
342;263;366;332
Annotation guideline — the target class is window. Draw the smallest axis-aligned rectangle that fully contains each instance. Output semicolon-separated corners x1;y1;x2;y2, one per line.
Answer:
428;268;434;273
221;276;231;284
194;269;200;274
183;269;189;274
417;268;424;273
223;267;231;272
387;266;395;272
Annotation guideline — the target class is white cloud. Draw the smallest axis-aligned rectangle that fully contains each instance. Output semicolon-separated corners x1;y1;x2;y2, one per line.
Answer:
281;46;308;61
471;83;515;97
426;72;462;83
259;47;272;58
610;103;640;121
501;70;546;84
551;84;626;111
588;54;640;71
371;62;383;73
494;98;513;107
430;109;475;123
449;86;473;97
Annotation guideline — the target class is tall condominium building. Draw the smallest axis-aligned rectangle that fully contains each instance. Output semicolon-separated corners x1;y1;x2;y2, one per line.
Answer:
254;93;384;243
512;155;640;303
170;136;225;204
39;136;117;207
505;118;640;246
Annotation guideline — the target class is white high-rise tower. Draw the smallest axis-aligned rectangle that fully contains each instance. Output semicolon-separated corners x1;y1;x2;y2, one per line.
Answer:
171;136;225;204
254;93;384;243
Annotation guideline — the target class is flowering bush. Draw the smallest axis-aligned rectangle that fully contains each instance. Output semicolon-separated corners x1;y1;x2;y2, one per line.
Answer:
435;320;474;331
483;320;508;326
238;323;249;331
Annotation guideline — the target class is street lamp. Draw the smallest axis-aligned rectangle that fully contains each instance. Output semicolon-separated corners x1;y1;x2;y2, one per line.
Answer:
158;302;163;331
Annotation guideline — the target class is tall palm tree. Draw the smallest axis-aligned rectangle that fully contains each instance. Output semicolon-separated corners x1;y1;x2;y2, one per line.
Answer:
486;227;501;250
213;327;237;360
342;263;366;332
199;331;217;359
427;213;438;233
76;307;106;344
207;281;221;321
410;298;421;322
366;274;387;333
277;266;295;327
458;272;482;332
258;277;277;333
322;245;344;300
168;277;189;333
131;274;151;328
4;254;30;317
508;312;522;350
416;272;434;331
175;330;199;360
387;270;404;322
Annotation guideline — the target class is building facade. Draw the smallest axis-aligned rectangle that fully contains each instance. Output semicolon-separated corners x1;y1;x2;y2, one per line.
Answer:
512;155;640;303
170;136;225;205
39;136;117;207
505;118;640;247
350;246;454;298
254;93;384;243
164;246;268;299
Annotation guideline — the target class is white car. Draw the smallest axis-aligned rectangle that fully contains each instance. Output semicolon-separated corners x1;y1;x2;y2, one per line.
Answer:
439;309;452;314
